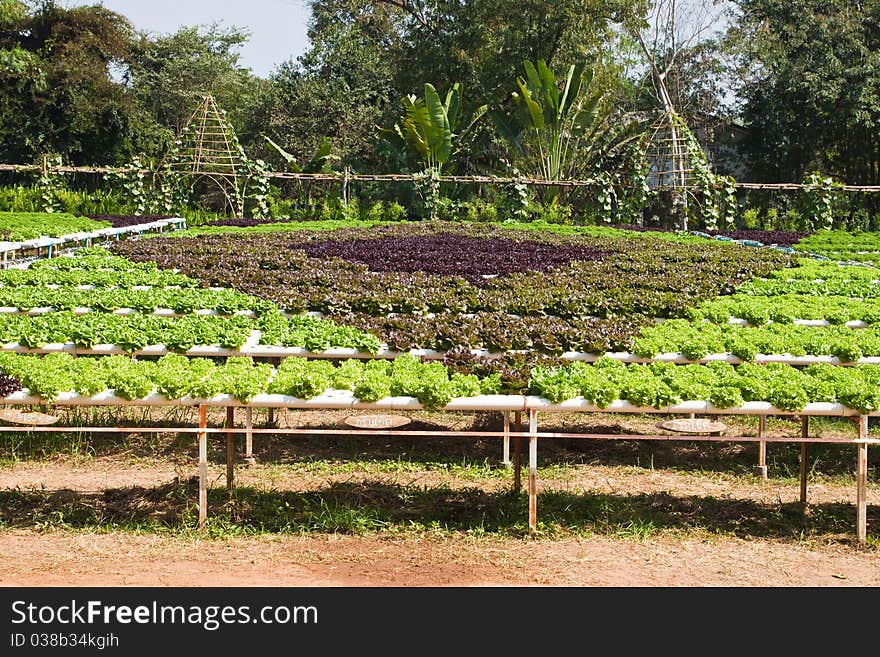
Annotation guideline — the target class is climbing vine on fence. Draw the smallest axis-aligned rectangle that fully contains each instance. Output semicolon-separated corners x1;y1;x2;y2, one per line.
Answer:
107;156;149;215
618;147;653;225
412;169;441;220
680;116;737;231
798;171;844;231
36;154;64;214
241;156;271;219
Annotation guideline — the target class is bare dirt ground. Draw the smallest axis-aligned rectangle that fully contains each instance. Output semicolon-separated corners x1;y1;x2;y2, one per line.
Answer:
3;527;880;587
1;409;878;587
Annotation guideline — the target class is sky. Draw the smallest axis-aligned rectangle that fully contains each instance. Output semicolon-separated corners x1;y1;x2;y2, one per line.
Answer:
62;0;312;78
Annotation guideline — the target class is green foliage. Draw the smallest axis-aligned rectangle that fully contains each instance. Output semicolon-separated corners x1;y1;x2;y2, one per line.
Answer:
527;359;880;413
36;155;64;213
128;24;258;141
106;157;149;215
241;157;272;219
490;59;644;204
393;82;461;171
0;2;139;164
264;135;337;174
796;171;845;231
679;115;737;231
732;0;880;187
385;81;489;217
0;248;381;354
411;169;441;220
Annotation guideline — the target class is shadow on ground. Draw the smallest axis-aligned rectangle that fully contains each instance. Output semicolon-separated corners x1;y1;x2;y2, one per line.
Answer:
0;478;875;545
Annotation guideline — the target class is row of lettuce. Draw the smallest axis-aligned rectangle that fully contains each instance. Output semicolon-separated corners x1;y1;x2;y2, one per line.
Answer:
0;352;878;413
0;212;169;242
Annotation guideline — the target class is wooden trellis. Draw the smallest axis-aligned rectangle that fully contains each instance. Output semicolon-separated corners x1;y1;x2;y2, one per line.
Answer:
160;94;245;215
644;111;700;191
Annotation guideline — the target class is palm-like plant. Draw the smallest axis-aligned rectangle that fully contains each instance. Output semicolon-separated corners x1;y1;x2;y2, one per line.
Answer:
490;59;644;199
395;82;459;173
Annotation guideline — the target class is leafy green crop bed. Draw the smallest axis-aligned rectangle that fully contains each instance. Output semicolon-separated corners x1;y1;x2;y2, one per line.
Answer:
0;248;381;353
112;222;792;355
796;230;880;254
0;212;110;241
634;319;880;362
794;231;880;265
631;259;880;361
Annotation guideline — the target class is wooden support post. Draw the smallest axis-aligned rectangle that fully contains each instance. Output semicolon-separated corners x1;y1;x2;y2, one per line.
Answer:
755;416;768;479
502;411;511;466
857;415;868;545
243;407;255;467
528;409;538;534
513;411;522;492
197;404;207;530
225;406;235;491
800;416;809;509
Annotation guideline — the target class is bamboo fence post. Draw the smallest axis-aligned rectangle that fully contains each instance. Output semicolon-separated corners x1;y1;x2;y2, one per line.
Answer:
243;406;255;467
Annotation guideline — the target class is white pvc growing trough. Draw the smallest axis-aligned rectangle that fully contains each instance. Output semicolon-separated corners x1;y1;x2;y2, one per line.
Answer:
0;217;187;268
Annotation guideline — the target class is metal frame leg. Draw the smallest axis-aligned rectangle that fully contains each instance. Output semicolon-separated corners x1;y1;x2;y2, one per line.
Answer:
502;411;511;466
198;404;208;529
513;411;522;492
857;415;869;544
528;410;538;534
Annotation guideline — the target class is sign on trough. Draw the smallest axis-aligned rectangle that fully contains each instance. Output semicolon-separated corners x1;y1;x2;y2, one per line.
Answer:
343;414;412;429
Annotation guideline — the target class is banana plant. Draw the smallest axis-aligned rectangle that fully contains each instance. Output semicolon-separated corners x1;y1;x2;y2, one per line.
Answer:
386;82;485;174
490;59;644;198
263;135;337;174
399;82;456;172
263;135;338;206
384;82;485;219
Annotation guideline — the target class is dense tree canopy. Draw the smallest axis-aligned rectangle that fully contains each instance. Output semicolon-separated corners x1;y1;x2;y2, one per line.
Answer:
0;0;137;164
1;0;879;205
731;0;880;185
127;23;269;157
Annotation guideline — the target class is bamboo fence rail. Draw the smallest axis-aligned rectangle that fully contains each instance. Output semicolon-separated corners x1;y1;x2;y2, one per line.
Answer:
3;163;880;192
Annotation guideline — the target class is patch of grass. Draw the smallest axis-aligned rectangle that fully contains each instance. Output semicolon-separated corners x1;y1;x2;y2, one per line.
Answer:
258;454;555;482
0;430;96;465
161;218;382;238
1;478;875;546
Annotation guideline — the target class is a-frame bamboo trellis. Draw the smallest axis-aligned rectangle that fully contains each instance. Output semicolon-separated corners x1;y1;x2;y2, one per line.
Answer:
160;94;245;215
644;110;701;192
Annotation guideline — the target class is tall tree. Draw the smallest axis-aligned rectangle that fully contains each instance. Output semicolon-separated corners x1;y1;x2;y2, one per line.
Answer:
627;1;734;227
0;0;138;164
127;24;266;156
730;0;880;185
274;0;650;171
255;3;397;169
